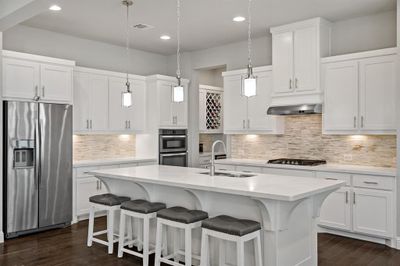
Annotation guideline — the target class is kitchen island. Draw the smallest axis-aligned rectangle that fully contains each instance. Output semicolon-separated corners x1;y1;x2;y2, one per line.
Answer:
90;165;344;266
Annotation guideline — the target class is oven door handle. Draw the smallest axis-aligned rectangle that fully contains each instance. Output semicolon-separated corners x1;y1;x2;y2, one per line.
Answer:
160;135;187;139
160;153;187;157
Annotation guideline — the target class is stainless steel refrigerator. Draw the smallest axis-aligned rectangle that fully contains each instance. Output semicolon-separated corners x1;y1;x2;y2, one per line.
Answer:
3;101;72;238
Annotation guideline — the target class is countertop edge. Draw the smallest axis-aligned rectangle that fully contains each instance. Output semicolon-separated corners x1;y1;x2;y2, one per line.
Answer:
73;158;157;167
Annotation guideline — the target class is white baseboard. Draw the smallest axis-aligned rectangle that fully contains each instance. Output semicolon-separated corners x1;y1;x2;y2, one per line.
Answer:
0;231;4;243
397;237;400;250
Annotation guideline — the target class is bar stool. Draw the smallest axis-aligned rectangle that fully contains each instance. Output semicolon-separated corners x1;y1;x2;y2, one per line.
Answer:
117;199;167;266
87;193;130;254
155;206;209;266
200;215;262;266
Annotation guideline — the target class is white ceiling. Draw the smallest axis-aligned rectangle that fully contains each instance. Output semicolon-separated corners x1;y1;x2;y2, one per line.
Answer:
22;0;396;55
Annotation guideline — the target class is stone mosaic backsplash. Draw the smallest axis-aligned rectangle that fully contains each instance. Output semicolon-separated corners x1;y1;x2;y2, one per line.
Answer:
230;115;396;168
73;134;136;161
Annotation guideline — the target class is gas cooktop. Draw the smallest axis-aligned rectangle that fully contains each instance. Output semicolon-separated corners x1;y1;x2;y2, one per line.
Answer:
267;158;327;166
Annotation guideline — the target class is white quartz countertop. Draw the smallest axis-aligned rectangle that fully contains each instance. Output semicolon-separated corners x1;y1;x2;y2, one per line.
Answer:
73;157;157;167
89;165;344;202
214;159;397;177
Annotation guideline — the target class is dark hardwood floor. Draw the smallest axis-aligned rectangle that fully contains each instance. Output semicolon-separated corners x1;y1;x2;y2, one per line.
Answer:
0;218;399;266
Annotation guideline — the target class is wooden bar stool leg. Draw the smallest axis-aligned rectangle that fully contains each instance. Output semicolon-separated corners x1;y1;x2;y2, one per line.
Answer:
107;209;115;254
142;216;150;266
200;230;209;266
117;211;126;258
254;233;262;266
154;221;163;266
236;239;245;266
87;205;95;247
185;227;192;266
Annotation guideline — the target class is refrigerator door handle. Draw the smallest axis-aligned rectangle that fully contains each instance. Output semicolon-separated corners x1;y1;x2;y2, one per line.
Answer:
37;113;42;187
34;122;40;189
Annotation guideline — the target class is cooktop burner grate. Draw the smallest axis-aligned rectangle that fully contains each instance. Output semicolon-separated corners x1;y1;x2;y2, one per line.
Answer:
267;158;327;166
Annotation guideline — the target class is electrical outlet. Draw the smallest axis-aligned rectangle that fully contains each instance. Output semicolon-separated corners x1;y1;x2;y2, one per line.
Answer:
344;154;353;161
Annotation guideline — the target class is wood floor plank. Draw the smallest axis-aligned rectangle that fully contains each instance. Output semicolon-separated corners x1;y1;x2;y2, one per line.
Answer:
0;218;399;265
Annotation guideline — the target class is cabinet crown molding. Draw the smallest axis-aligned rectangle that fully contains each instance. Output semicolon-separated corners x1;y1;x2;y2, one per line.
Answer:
74;66;146;81
2;50;75;66
270;17;332;34
321;47;397;64
222;65;272;77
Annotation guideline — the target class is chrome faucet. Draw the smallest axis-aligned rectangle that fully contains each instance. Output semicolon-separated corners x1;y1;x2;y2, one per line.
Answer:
210;140;227;176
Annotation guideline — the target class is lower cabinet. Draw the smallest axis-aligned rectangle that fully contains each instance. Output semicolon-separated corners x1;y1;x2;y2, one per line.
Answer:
76;177;107;216
319;187;352;231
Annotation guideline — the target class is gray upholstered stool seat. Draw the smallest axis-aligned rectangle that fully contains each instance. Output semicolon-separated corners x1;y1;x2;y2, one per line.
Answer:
121;199;166;214
202;215;261;236
157;206;208;224
89;193;130;206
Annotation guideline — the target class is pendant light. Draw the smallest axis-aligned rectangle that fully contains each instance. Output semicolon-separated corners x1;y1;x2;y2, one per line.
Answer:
172;0;184;103
122;0;133;108
242;0;257;98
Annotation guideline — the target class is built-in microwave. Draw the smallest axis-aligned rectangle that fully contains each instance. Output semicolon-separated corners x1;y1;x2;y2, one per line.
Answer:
159;129;187;153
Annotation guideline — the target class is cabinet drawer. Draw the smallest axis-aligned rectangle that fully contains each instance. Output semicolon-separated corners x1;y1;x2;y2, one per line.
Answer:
353;175;394;191
236;166;263;174
119;163;138;168
76;166;99;178
316;172;351;186
263;167;315;178
100;164;120;170
215;164;236;171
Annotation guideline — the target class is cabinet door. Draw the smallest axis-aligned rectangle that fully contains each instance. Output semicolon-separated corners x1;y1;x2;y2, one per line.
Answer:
319;188;352;231
172;88;188;127
40;64;73;103
323;61;359;132
359;56;397;132
272;31;294;94
2;58;39;100
223;76;247;132
293;26;318;92
247;71;277;131
158;82;174;127
76;177;100;216
90;74;109;131
73;72;92;131
353;188;393;238
199;89;207;132
128;79;146;131
109;77;129;131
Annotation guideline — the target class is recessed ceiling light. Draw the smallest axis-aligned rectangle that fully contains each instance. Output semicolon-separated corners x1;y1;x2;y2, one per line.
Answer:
49;5;62;11
160;35;171;40
233;16;246;22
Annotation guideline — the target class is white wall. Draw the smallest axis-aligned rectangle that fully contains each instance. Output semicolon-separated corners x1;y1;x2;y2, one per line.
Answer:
3;25;169;75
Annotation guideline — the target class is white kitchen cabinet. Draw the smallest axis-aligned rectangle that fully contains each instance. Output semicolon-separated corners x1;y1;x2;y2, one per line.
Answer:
74;71;109;132
262;167;315;178
236;165;263;174
319;187;352;231
353;188;393;238
222;66;284;134
322;48;397;134
40;64;73;103
270;18;331;106
146;75;189;130
108;76;146;132
76;177;106;216
199;85;224;133
2;51;75;103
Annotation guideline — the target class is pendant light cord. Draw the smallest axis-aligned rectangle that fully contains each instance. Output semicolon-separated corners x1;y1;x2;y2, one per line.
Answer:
125;1;131;91
176;0;181;84
247;0;252;67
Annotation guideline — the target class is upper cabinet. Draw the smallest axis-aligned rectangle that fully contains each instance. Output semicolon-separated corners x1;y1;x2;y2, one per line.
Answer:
222;66;284;134
270;18;331;106
2;50;74;104
322;48;397;135
146;75;189;130
73;67;146;133
199;85;223;134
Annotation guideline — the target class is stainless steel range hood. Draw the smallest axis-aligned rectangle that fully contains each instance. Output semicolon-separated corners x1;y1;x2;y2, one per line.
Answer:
267;104;322;116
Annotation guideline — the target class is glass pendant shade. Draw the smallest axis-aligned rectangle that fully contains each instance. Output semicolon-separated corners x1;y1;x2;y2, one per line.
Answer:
243;76;257;97
122;90;132;107
173;85;184;103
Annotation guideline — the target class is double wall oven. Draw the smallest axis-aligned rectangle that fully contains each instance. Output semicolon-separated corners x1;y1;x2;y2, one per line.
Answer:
159;129;188;167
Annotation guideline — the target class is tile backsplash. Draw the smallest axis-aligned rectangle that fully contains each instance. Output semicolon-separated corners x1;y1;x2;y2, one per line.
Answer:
230;115;396;168
73;134;136;161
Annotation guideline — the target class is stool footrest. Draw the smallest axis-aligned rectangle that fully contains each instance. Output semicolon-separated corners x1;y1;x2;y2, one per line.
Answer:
93;230;107;236
121;247;156;258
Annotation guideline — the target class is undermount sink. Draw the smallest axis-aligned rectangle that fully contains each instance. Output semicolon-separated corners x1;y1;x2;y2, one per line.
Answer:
199;172;255;178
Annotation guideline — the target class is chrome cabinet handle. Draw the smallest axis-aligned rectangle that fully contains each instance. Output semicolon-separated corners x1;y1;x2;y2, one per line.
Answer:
243;120;246;129
353;192;356;204
361;116;364;128
86;120;89;129
295;78;298;89
345;191;349;204
325;178;338;181
289;79;292;89
363;181;378;185
129;120;131;129
96;181;99;190
125;120;128;129
247;119;250;129
242;170;252;173
353;116;357;128
90;120;92;129
34;86;40;101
